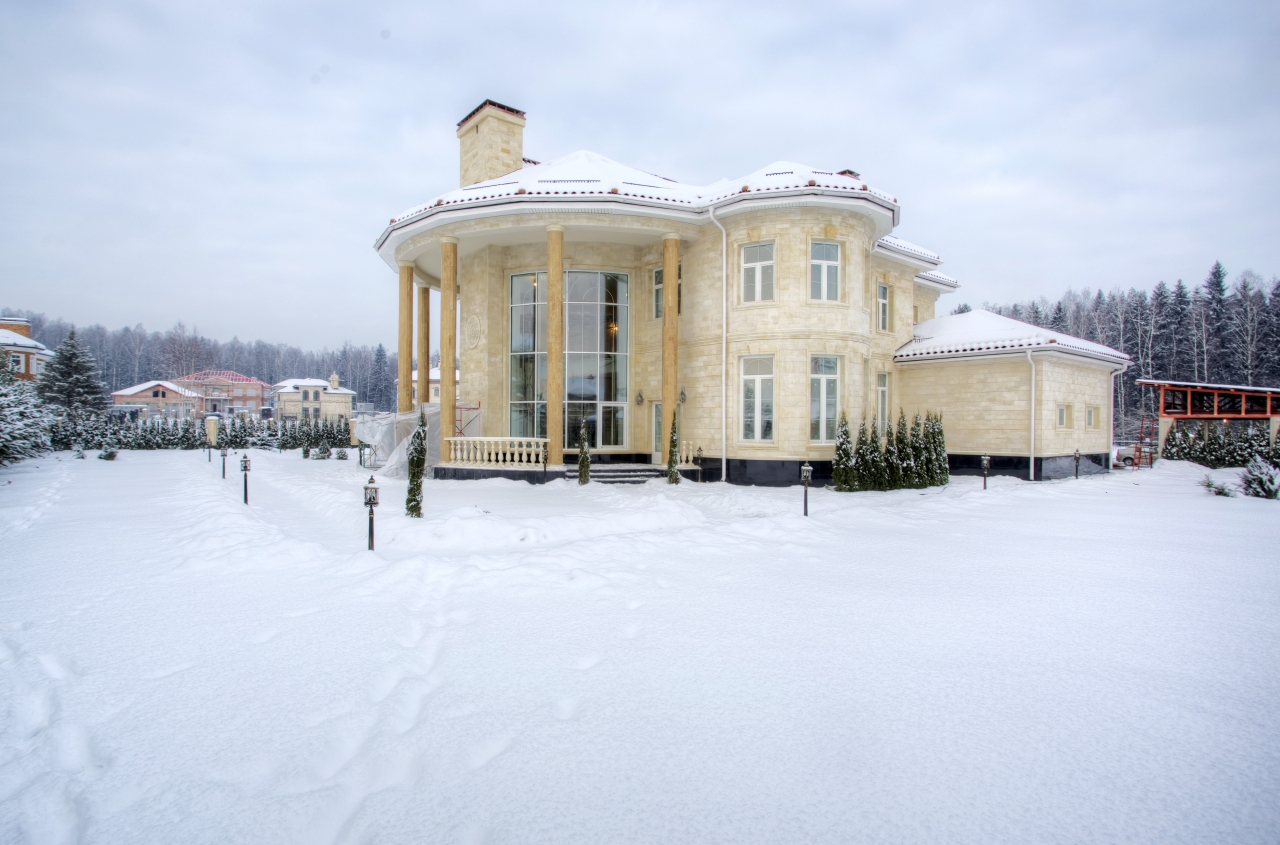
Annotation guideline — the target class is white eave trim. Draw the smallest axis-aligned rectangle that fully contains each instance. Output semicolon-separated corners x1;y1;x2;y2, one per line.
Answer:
913;272;959;292
872;242;940;270
894;345;1129;368
374;189;900;255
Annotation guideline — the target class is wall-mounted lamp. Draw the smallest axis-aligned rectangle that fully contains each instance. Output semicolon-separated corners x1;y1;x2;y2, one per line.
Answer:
635;390;644;405
679;388;687;404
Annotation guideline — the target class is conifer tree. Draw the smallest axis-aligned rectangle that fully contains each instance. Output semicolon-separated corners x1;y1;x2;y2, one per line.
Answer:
852;418;871;491
932;412;950;485
1203;261;1229;381
666;415;680;484
896;411;916;488
909;413;927;488
1241;455;1280;499
36;330;109;439
831;412;855;492
1048;302;1068;333
0;369;53;466
406;408;427;517
578;419;591;485
883;420;903;490
865;415;887;491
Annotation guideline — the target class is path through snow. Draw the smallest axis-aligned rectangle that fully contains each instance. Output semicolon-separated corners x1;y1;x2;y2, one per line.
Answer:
1;451;1278;844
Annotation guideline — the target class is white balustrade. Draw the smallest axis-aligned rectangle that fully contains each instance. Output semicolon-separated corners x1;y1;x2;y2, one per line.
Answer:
445;437;547;468
680;440;699;466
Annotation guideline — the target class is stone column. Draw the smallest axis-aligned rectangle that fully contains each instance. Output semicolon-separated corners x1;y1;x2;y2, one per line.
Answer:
440;238;458;457
416;283;430;409
397;262;414;413
661;234;680;457
546;225;565;466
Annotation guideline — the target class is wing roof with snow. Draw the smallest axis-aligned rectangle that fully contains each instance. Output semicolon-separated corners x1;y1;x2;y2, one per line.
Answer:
896;310;1128;365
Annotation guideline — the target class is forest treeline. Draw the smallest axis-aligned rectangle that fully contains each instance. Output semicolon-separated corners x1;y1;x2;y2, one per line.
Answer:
968;262;1279;438
0;309;441;411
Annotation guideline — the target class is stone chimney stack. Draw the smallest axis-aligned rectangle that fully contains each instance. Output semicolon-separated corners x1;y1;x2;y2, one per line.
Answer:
456;100;526;188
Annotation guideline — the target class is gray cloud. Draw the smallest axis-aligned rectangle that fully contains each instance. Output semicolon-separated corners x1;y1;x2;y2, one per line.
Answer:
1;0;1277;348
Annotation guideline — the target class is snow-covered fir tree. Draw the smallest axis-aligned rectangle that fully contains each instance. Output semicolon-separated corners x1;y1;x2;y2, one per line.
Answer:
883;422;903;489
666;416;680;484
831;412;855;492
909;413;927;489
852;419;871;491
895;411;916;488
1240;455;1280;499
36;329;109;439
406;408;427;517
0;370;53;466
578;419;591;485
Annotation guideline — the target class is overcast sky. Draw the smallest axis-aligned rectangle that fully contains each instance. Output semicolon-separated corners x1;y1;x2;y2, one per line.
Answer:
2;0;1277;350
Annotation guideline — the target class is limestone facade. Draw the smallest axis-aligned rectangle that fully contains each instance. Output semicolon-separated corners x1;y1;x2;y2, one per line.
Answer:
374;102;1127;481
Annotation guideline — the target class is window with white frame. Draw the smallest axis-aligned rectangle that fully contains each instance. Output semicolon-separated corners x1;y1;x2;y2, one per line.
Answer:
876;372;889;434
742;357;774;441
742;244;774;303
10;354;23;372
810;243;839;301
654;266;680;318
810;356;838;441
1057;405;1074;428
877;284;890;331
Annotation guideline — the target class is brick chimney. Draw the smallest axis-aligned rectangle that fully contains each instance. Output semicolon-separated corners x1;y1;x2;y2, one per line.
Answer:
456;99;526;188
0;316;31;338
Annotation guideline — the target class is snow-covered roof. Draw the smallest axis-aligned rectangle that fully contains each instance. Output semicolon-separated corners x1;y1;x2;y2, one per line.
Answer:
1134;378;1280;394
178;370;269;386
914;270;959;291
895;310;1129;365
0;329;50;353
409;368;457;382
111;380;200;398
272;378;356;395
378;152;902;251
875;235;940;264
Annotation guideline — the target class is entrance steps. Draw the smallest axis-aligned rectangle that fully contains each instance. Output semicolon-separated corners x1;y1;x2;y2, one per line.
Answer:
588;464;665;485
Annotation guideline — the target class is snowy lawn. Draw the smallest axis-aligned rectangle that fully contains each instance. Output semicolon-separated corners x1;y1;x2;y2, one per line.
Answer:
1;451;1278;844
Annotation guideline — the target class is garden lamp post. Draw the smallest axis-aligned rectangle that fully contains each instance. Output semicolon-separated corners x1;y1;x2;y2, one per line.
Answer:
800;461;813;516
240;454;250;504
1074;448;1081;480
542;441;548;484
364;476;379;550
221;446;228;479
981;455;990;490
696;446;703;483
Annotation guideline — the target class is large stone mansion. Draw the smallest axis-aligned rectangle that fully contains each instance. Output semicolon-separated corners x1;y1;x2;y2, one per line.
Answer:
375;101;1128;483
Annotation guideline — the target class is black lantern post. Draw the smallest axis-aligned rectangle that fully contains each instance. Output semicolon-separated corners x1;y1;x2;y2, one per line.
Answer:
364;476;379;550
981;455;990;490
800;461;813;516
221;446;228;479
696;446;704;483
240;454;250;504
542;441;548;484
1074;448;1081;480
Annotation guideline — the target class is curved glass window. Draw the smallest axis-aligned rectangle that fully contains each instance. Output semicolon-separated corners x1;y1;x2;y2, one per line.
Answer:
510;270;629;448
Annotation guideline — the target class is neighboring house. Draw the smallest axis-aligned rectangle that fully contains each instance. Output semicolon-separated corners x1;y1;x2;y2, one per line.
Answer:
110;380;201;418
174;370;270;417
272;373;355;423
374;100;1129;483
406;367;457;404
1;318;53;382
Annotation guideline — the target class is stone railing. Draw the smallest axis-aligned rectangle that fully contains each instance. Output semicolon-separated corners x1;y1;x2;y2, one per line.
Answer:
681;440;699;466
445;437;547;468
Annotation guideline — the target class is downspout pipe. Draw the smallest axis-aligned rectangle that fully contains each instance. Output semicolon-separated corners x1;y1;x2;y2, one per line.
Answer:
1026;350;1036;481
709;204;727;483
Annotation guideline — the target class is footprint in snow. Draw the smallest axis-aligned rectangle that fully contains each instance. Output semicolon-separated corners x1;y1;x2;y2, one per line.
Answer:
38;653;77;681
622;624;640;640
251;629;280;644
555;698;578;720
575;655;600;671
466;734;513;770
142;663;193;680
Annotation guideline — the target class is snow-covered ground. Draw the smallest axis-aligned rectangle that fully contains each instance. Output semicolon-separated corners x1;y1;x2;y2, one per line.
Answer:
1;451;1277;844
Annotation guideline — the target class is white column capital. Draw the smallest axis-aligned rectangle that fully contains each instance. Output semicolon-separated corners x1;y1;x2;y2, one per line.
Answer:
545;224;565;233
397;260;415;268
663;232;680;242
439;236;459;245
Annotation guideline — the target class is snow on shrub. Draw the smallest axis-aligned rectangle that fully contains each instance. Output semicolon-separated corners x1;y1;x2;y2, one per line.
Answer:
1240;456;1280;499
